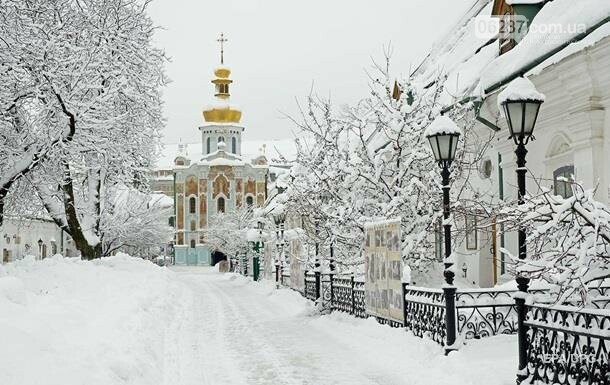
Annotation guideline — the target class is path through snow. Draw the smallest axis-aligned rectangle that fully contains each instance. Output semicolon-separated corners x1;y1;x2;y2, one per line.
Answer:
171;267;517;385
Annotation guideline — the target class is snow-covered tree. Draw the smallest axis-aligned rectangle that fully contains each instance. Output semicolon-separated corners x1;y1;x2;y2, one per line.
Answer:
204;205;254;260
499;181;610;304
283;53;493;279
100;186;173;257
0;0;167;259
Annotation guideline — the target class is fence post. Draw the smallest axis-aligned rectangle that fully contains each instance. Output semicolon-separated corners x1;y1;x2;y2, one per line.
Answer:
304;270;308;297
515;289;529;384
315;270;321;301
328;272;333;311
350;275;355;315
402;283;408;326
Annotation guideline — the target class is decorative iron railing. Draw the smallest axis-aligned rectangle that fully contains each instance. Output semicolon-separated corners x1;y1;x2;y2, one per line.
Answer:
304;272;317;301
456;289;518;339
404;286;447;345
353;280;366;318
280;272;291;287
524;304;610;385
330;276;354;313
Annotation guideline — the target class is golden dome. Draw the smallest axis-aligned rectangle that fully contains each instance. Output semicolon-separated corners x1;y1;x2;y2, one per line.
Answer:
214;67;231;79
203;108;242;123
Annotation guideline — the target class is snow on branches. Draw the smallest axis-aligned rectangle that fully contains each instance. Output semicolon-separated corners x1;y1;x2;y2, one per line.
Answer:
0;0;167;259
499;182;610;304
283;53;493;279
204;205;255;259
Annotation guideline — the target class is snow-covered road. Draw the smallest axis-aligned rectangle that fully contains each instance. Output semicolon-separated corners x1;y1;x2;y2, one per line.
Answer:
170;267;517;385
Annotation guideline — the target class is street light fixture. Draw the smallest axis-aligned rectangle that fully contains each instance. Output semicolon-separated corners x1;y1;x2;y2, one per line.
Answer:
498;76;545;280
425;115;461;353
273;212;287;288
498;76;545;383
37;238;43;260
253;220;265;281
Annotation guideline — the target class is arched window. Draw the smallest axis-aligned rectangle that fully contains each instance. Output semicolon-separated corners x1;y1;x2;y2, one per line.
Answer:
206;137;211;154
190;239;196;248
217;197;225;213
231;137;237;153
246;195;254;207
189;197;196;214
218;136;225;143
190;220;196;231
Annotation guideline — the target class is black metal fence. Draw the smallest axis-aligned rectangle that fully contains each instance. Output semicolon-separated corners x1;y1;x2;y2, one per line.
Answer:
304;272;317;301
404;286;447;345
277;269;609;385
330;275;367;318
522;304;610;385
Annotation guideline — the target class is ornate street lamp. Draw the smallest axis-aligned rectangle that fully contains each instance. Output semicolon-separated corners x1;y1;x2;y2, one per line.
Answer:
499;76;544;383
37;238;43;260
499;76;545;278
425;115;461;353
273;212;287;288
253;220;264;281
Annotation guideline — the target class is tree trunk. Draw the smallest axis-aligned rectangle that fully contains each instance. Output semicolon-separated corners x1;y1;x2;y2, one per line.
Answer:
62;163;102;260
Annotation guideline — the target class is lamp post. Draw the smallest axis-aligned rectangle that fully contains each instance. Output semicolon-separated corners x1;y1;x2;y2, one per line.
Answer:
498;76;544;383
425;115;461;354
253;220;264;281
37;238;43;260
273;212;287;289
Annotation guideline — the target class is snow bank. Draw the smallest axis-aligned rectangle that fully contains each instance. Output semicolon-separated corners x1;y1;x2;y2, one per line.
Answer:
0;254;187;385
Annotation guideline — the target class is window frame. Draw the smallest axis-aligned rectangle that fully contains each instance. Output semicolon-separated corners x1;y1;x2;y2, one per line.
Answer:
189;196;197;214
553;165;575;198
217;197;225;213
465;214;478;250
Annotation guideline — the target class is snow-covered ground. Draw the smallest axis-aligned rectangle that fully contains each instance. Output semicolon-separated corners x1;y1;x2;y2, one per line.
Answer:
0;257;518;385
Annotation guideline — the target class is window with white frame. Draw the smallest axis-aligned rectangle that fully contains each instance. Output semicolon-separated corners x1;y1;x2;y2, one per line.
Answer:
465;214;478;250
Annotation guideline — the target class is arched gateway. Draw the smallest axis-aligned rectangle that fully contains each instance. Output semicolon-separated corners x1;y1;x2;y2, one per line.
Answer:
211;251;228;266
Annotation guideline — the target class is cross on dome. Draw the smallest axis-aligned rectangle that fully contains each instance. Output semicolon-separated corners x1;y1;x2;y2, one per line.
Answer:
217;33;228;65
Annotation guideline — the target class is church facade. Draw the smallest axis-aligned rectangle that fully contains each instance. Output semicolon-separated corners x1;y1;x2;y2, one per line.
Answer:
166;62;269;266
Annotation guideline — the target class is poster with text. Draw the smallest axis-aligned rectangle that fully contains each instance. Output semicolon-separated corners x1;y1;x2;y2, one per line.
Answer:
364;218;403;323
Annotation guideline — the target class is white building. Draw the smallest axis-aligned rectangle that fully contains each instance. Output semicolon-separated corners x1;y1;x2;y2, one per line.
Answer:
1;216;78;263
411;0;610;287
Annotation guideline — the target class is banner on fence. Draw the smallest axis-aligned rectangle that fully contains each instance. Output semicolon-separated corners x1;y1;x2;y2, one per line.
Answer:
364;218;404;323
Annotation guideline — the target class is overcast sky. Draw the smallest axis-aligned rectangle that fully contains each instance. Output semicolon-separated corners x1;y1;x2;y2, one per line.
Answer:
148;0;475;146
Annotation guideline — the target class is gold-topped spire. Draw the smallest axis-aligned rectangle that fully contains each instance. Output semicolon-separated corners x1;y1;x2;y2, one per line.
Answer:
202;33;241;124
217;32;228;65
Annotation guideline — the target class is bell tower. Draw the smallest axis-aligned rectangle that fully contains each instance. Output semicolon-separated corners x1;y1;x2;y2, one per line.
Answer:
200;33;244;157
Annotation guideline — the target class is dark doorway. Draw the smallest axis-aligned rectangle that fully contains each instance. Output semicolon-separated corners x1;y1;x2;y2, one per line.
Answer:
211;251;227;266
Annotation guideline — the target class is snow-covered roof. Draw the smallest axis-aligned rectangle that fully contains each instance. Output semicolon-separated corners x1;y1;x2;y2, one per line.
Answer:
412;0;495;102
154;138;297;170
413;0;610;106
480;0;610;92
